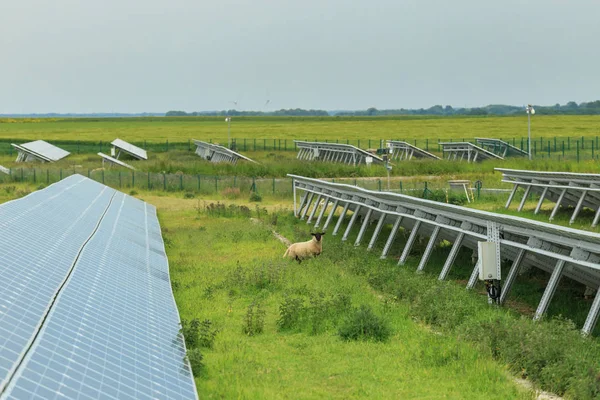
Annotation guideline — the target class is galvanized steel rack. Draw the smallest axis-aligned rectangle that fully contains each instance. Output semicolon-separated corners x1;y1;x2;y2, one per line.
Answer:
440;142;503;162
290;174;600;335
475;138;528;158
498;168;600;226
11;140;70;163
193;139;257;164
294;141;384;165
387;140;440;161
111;138;148;160
98;152;135;170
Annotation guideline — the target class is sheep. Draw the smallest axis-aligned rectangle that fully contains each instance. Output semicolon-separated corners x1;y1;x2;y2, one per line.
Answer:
283;232;325;263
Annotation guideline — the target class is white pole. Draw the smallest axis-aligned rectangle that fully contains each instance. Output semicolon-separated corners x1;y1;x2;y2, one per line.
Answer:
227;118;231;148
528;110;531;160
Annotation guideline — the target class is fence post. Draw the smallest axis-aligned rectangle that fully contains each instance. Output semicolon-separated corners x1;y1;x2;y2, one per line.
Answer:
568;137;570;150
148;172;151;190
562;141;565;157
234;176;236;187
163;173;166;191
132;171;135;188
33;169;36;183
368;139;371;148
244;138;247;151
399;181;403;193
263;139;266;150
251;177;256;192
144;140;147;149
593;140;595;159
166;140;169;152
272;177;275;194
547;141;550;157
533;141;536;156
59;169;62;180
285;139;287;150
215;176;218;192
197;175;200;191
119;171;122;188
180;174;183;190
378;179;382;191
577;141;580;162
78;141;80;154
426;139;429;151
87;168;90;178
582;136;585;149
47;169;49;183
102;170;105;184
188;139;191;151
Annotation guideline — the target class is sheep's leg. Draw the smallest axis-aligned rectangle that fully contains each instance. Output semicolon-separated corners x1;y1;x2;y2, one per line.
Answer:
295;255;302;264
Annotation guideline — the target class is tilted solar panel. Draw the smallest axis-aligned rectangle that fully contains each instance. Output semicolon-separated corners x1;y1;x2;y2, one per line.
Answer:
98;152;135;170
111;139;148;160
0;175;197;400
21;141;71;162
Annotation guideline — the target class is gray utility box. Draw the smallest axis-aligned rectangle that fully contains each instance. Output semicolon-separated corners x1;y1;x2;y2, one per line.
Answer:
478;241;500;280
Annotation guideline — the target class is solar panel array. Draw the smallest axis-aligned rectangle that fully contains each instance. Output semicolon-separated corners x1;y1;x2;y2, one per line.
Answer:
475;138;528;158
11;141;70;163
387;140;440;161
497;168;600;226
290;173;600;335
111;139;148;161
193;140;257;164
294;141;384;165
440;142;503;162
0;175;197;400
98;152;135;170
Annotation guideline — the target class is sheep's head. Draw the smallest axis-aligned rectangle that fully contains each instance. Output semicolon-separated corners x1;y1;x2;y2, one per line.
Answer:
311;232;326;242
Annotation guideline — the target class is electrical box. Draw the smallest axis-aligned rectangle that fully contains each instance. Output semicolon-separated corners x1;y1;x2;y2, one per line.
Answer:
110;147;116;157
478;241;499;280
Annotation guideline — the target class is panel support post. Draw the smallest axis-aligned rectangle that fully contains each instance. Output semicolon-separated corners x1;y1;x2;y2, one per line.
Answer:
322;199;339;231
381;216;403;259
342;205;362;241
517;184;532;212
314;197;330;228
354;208;373;246
307;194;322;224
499;249;526;305
582;288;600;336
297;191;308;218
534;186;548;215
368;213;387;250
293;180;297;216
569;190;587;225
466;259;481;289
300;192;315;219
549;189;567;221
416;226;440;272
332;202;350;236
533;260;566;321
505;184;519;209
438;232;464;280
398;220;421;265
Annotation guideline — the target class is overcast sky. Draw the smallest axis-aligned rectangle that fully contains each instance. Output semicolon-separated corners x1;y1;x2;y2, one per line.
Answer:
1;0;599;113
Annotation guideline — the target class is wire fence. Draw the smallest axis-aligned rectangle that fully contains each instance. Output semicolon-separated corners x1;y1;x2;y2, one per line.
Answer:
2;136;600;161
0;167;499;201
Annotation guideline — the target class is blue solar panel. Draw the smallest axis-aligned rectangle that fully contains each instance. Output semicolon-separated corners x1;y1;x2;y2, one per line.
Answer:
0;175;197;399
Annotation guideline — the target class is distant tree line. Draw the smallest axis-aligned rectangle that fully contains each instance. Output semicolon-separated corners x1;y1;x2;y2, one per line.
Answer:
334;100;600;116
165;108;329;117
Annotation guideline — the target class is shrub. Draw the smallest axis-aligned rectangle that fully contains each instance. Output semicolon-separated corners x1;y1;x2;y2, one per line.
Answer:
129;189;138;195
186;348;204;376
184;191;195;199
338;304;391;342
277;296;305;331
180;319;201;348
198;319;219;348
222;187;241;199
243;301;265;336
249;191;262;202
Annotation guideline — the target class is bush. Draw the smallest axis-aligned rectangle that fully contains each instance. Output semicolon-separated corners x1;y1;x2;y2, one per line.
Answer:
184;191;195;199
249;191;262;202
186;348;204;376
180;319;201;348
277;296;305;330
243;301;265;336
129;189;138;195
222;187;241;199
36;184;47;190
338;304;391;342
198;319;219;348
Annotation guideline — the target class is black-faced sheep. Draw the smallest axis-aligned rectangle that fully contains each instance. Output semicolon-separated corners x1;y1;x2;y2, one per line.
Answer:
283;232;325;263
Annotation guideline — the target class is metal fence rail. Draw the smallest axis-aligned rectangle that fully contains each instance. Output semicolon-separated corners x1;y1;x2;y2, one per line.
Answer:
290;174;600;335
498;168;600;227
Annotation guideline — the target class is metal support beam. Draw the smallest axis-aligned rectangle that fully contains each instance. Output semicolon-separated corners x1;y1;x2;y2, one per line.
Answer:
355;208;373;246
307;194;322;224
517;184;532;212
332;202;349;236
582;288;600;336
416;226;441;272
499;249;526;304
438;232;465;280
570;190;588;225
342;205;362;241
296;191;308;218
398;220;421;265
322;199;339;231
549;189;567;221
314;197;330;228
381;216;403;259
534;186;548;215
533;260;566;321
367;213;387;250
505;184;519;209
466;259;481;289
300;192;315;219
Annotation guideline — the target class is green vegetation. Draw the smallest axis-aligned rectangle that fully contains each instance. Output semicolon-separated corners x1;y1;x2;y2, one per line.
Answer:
165;204;529;399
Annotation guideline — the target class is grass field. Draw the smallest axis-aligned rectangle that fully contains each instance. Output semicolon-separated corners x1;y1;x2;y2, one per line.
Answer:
1;115;600;144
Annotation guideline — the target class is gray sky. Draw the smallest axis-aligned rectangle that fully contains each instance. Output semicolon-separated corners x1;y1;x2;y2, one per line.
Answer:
2;0;599;113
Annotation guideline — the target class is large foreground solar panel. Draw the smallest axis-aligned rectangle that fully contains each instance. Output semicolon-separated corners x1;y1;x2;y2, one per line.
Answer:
111;139;148;161
0;176;197;399
11;140;70;163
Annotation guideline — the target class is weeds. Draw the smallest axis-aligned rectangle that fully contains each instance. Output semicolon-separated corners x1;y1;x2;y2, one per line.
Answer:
338;304;392;342
186;349;204;376
243;301;265;336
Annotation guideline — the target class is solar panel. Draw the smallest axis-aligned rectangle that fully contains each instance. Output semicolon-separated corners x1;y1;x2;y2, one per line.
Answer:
98;152;135;170
0;176;198;399
111;139;148;161
440;142;503;162
294;141;384;165
387;141;440;160
193;140;257;164
475;138;528;158
11;141;70;163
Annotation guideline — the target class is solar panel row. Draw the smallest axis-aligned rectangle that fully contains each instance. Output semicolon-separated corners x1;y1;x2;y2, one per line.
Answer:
111;139;148;161
0;176;197;400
